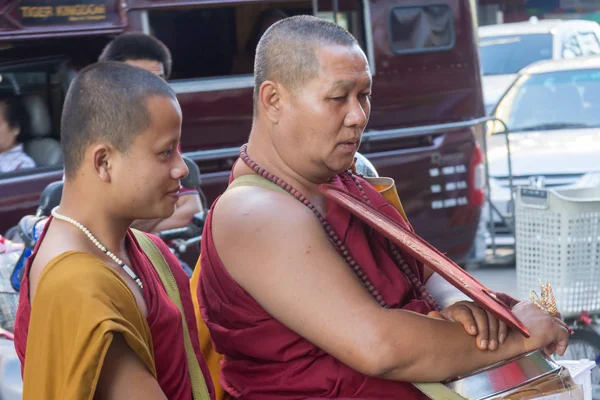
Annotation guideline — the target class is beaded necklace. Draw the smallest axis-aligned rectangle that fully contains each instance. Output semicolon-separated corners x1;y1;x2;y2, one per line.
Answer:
239;144;439;311
51;207;144;289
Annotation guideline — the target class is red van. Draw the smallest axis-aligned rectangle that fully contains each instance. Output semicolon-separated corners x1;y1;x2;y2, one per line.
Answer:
0;0;485;263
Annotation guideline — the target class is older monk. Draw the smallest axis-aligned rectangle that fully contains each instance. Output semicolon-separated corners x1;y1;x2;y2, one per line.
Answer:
196;15;569;400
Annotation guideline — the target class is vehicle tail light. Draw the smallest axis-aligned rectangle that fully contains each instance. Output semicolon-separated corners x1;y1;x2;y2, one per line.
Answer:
469;143;486;207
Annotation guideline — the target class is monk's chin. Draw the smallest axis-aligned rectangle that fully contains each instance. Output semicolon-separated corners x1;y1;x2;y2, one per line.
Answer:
337;160;356;174
141;206;176;221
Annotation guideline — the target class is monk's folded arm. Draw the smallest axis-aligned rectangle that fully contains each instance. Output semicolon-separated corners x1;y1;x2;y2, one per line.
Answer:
95;333;167;400
212;188;542;382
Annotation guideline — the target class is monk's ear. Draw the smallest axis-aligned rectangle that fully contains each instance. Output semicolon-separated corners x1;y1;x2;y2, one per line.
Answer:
259;80;282;124
91;143;113;183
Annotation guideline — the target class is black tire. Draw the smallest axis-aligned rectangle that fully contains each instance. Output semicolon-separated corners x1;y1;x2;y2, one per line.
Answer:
556;327;600;399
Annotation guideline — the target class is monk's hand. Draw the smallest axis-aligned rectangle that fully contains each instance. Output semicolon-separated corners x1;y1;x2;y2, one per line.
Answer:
434;301;508;351
491;291;521;309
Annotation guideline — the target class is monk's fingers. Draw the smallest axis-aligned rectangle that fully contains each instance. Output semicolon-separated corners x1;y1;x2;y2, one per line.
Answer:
552;320;571;357
469;306;491;350
544;342;558;357
485;310;500;350
447;302;492;348
542;320;570;356
427;311;444;320
555;339;569;357
554;316;571;333
441;303;477;336
498;320;508;345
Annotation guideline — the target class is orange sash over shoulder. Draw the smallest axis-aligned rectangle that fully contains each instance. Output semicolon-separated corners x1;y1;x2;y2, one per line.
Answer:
22;252;156;400
191;262;231;400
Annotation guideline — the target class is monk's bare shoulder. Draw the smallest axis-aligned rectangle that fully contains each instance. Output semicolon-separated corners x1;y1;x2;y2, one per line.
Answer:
211;185;329;275
213;185;321;240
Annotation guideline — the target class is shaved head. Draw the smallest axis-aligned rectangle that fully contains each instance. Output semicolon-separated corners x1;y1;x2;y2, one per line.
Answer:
253;15;359;111
61;62;176;179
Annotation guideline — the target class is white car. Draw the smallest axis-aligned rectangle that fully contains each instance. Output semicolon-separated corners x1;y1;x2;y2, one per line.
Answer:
479;18;600;113
484;56;600;246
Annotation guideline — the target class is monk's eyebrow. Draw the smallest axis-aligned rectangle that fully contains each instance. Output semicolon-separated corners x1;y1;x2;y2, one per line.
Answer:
330;80;356;91
329;79;372;92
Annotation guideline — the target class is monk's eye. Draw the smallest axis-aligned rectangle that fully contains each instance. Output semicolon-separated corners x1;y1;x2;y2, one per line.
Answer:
162;146;174;158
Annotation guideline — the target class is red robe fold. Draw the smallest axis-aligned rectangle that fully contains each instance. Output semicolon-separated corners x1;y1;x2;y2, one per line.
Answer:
15;218;215;400
198;172;431;399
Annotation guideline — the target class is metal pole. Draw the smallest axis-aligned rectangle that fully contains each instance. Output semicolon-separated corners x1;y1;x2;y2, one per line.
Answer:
481;120;497;255
502;125;516;249
333;0;339;24
312;0;318;15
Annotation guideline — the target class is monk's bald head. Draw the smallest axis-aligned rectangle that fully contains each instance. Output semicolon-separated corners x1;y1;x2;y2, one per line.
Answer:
253;15;359;110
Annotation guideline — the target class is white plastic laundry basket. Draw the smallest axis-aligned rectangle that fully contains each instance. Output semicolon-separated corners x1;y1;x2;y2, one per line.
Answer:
557;359;596;400
515;186;600;318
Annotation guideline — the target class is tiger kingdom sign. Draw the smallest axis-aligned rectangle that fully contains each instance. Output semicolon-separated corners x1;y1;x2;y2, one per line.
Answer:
0;0;125;40
19;0;107;26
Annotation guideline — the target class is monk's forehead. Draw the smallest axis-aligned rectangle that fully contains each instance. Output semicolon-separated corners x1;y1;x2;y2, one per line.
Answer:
313;44;371;87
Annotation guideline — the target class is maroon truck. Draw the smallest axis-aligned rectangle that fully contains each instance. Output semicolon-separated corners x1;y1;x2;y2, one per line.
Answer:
0;0;485;263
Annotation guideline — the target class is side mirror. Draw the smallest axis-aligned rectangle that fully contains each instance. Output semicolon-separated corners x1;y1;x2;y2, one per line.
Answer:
353;152;379;178
192;211;206;230
181;156;201;191
37;180;63;217
181;155;209;210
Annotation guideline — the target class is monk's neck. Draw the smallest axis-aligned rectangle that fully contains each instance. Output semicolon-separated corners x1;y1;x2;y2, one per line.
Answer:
57;187;131;254
239;143;333;199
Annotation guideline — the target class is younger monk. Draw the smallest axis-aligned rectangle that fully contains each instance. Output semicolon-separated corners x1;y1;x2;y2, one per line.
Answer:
197;16;570;399
99;32;204;234
14;62;214;399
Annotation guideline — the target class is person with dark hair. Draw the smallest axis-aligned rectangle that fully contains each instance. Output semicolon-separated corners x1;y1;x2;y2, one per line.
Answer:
14;62;214;400
99;32;172;80
195;16;569;399
100;32;203;239
0;95;35;173
231;9;288;74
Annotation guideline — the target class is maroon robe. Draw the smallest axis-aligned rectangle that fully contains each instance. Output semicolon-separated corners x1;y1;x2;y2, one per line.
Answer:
198;172;432;399
15;218;215;399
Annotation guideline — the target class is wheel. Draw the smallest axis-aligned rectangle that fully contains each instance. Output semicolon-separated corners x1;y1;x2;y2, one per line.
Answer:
556;327;600;400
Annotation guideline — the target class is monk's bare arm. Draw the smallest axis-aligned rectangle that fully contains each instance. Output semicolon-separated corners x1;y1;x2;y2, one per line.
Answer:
94;333;167;400
212;187;569;382
131;194;202;233
150;194;202;233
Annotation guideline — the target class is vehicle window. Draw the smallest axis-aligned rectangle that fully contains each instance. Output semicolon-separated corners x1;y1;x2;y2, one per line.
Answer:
148;1;366;81
0;67;66;180
578;31;600;55
388;5;454;55
562;33;582;59
479;34;553;75
494;69;600;133
0;39;107;181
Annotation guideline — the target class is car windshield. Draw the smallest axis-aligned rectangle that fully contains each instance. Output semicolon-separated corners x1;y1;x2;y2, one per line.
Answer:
494;68;600;132
479;34;553;75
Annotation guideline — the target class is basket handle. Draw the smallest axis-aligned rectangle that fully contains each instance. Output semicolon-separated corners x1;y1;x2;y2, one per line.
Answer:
518;187;550;210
